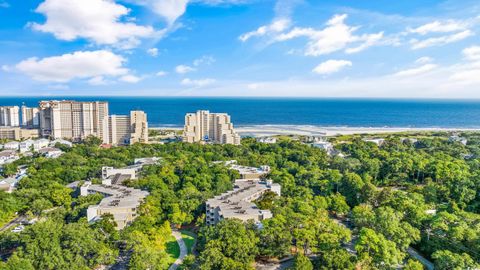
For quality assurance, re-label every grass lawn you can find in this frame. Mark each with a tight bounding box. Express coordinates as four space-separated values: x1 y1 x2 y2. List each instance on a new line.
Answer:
180 230 197 254
165 235 180 265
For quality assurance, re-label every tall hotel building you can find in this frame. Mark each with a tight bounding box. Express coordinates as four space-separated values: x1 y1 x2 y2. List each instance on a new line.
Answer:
0 106 20 127
21 105 40 128
39 101 109 142
104 111 148 146
183 110 241 145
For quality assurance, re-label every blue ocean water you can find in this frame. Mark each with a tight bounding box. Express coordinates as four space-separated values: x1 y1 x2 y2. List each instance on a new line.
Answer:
1 97 480 128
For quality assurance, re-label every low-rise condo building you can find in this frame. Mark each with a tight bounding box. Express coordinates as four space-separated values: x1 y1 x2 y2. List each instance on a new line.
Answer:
257 137 277 144
38 147 63 158
0 150 18 165
33 138 50 151
0 127 39 141
3 141 19 151
215 160 271 179
101 166 137 186
80 182 149 230
183 110 241 145
206 179 281 225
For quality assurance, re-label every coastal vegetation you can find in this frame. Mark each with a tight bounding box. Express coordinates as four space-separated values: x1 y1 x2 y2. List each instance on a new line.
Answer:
1 131 480 269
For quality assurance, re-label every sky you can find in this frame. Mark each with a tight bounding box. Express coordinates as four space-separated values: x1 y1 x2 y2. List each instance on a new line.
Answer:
0 0 480 98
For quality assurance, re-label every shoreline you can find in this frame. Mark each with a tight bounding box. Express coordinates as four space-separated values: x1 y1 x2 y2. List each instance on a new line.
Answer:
150 125 480 137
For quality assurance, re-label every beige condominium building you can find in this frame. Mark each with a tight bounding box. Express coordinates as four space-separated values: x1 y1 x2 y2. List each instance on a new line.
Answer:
183 110 241 145
39 100 109 142
206 179 281 225
0 106 20 127
104 111 148 146
0 127 39 140
21 105 40 128
81 182 149 230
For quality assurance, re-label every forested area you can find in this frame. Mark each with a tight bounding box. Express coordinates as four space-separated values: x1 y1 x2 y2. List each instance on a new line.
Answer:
1 132 480 269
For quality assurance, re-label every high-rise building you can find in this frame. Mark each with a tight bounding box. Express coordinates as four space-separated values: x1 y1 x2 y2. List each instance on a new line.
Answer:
21 105 40 128
0 106 20 127
39 100 109 142
183 110 241 145
104 111 148 146
129 111 148 144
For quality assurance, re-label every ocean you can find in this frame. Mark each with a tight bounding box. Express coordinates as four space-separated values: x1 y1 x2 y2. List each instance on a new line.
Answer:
1 97 480 128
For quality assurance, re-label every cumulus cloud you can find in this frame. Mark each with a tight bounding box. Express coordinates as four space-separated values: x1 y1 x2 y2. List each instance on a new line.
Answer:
313 60 352 75
415 57 434 64
31 0 154 48
408 20 467 35
175 65 196 74
240 18 291 42
193 55 215 66
156 71 168 76
394 64 437 77
120 74 142 83
275 14 384 56
463 46 480 61
147 48 159 57
410 30 473 50
129 0 248 25
181 78 216 87
15 50 130 83
88 76 109 86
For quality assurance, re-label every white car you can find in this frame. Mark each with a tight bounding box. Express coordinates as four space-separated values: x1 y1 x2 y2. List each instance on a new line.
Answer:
11 225 25 233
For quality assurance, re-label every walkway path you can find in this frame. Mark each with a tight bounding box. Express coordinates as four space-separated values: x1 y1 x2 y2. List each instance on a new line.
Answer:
168 230 188 270
408 247 434 270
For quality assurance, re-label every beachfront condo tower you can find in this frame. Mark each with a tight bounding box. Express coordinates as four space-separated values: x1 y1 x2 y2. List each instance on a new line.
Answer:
39 100 109 142
0 106 20 127
104 111 149 146
183 110 241 145
21 105 40 128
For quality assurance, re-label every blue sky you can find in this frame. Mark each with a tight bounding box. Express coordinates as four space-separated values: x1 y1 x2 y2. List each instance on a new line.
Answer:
1 0 480 97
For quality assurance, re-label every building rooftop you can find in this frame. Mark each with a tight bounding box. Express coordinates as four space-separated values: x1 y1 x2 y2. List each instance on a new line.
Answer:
82 182 149 209
207 180 280 222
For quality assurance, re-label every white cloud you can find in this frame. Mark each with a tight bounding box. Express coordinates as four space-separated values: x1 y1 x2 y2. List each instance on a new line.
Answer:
147 48 159 57
156 71 168 76
313 60 352 75
240 18 291 42
463 46 480 61
345 32 384 54
193 55 215 66
175 65 196 74
88 76 109 86
275 14 384 56
120 74 142 83
1 65 11 72
415 57 434 64
125 0 248 25
394 64 437 77
31 0 154 48
181 78 216 87
410 30 473 50
148 0 189 25
15 50 129 82
408 20 467 35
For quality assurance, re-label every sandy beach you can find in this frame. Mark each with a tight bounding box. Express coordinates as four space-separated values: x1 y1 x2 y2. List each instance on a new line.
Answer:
152 125 480 137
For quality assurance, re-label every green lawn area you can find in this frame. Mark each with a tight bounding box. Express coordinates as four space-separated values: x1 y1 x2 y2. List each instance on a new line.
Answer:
165 235 180 265
180 230 197 254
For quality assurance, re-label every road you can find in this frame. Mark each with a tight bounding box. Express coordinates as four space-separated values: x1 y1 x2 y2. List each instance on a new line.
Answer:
168 230 188 270
408 247 435 270
0 216 27 232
